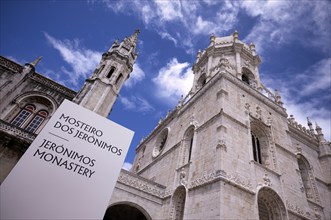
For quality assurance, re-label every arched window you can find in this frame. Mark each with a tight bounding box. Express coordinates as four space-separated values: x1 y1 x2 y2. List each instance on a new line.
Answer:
25 110 48 133
115 73 124 86
152 128 169 158
241 67 255 87
251 133 262 164
257 187 287 220
297 155 316 200
242 74 250 84
98 65 105 75
107 67 115 78
170 186 186 220
11 104 35 127
250 120 273 169
180 126 195 166
197 73 207 89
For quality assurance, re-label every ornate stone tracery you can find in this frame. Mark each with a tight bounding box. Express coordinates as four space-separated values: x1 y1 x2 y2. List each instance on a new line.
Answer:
258 187 287 220
169 186 186 220
250 119 278 171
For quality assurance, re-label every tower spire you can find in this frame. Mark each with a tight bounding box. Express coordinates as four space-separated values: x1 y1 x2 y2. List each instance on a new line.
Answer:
129 29 140 45
30 56 42 67
73 30 140 117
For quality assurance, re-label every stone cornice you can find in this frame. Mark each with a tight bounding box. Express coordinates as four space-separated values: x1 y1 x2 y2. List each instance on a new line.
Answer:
179 70 287 119
222 71 287 117
29 73 76 98
195 109 248 134
0 56 23 73
189 169 254 195
117 169 166 199
275 143 297 159
0 119 36 143
286 127 319 151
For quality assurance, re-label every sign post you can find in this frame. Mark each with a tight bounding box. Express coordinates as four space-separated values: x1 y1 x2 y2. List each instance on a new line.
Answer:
0 99 134 219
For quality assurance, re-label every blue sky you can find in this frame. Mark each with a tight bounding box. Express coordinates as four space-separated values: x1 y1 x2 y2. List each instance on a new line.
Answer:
1 0 330 170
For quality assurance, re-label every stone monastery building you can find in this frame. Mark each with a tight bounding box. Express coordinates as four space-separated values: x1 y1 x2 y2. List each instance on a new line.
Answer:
0 30 330 220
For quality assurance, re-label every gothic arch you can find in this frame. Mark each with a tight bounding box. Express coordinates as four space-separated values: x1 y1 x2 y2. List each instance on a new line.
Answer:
197 73 207 89
257 187 288 220
241 67 256 87
115 73 124 87
152 127 169 158
106 66 115 78
296 153 321 203
169 186 187 220
180 125 195 166
250 120 276 170
103 201 152 220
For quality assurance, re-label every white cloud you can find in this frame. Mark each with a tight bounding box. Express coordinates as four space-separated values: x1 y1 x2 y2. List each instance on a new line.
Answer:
119 96 155 113
159 31 178 46
98 1 239 52
98 0 330 55
296 58 331 96
125 63 145 88
122 162 132 171
44 32 102 87
242 1 331 54
284 98 331 141
154 0 183 22
262 58 331 141
152 58 193 105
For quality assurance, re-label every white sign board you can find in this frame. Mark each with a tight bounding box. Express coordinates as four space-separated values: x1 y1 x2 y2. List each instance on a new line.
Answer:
0 99 134 220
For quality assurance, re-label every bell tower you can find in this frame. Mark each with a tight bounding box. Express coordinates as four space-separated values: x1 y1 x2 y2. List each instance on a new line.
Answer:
73 30 140 117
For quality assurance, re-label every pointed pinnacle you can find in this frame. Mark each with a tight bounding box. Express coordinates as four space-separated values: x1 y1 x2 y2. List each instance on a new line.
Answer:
30 56 42 67
130 29 140 44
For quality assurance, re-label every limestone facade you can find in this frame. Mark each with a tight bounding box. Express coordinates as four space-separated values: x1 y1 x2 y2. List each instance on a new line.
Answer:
0 55 76 183
0 31 330 219
109 32 331 220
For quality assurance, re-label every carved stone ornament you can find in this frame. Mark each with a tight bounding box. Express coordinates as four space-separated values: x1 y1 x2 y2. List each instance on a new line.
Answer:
244 103 250 115
286 199 313 219
216 139 227 152
179 170 187 186
189 170 253 192
117 171 166 198
263 172 271 187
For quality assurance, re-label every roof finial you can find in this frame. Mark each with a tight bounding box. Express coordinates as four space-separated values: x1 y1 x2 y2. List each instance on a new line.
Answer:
30 56 42 67
210 33 215 46
233 30 238 41
307 117 314 133
130 29 140 44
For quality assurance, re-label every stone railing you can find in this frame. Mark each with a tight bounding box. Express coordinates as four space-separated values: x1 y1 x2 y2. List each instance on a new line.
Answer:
0 56 23 73
0 119 36 143
30 73 76 98
287 117 317 139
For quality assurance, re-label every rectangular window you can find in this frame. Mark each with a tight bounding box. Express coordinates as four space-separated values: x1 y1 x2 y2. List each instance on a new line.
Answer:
11 110 31 127
26 116 44 133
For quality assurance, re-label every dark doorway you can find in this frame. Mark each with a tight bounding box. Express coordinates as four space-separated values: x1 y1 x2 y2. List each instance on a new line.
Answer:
103 204 148 220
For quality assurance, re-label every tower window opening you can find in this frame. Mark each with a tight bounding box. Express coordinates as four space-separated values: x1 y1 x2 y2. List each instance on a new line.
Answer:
252 133 262 164
98 65 105 75
107 67 115 78
197 73 207 89
188 136 193 162
242 74 250 85
115 74 124 87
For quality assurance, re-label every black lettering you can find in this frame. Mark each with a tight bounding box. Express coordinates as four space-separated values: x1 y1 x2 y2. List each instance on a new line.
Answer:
38 139 47 148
